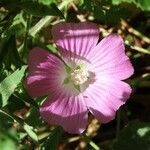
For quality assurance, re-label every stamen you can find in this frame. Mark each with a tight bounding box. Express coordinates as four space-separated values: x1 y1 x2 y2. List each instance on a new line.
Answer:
70 68 89 85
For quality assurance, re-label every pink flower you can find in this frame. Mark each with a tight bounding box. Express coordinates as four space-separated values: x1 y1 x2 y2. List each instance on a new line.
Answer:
26 22 134 134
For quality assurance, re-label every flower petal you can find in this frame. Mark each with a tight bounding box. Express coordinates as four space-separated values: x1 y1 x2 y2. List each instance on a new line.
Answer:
52 22 99 62
40 93 88 134
83 77 132 123
87 34 134 80
26 47 65 97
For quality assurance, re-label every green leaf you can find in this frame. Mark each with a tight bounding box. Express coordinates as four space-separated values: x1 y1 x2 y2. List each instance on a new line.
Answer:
0 128 18 150
29 0 72 37
0 0 20 10
25 107 42 127
3 95 25 113
136 0 150 11
0 66 27 107
41 127 63 150
100 0 112 5
0 10 19 35
112 0 135 5
0 69 7 82
83 135 100 150
105 6 133 25
112 0 150 11
20 1 64 18
38 0 56 5
22 122 38 142
77 0 84 6
94 6 106 22
113 120 150 150
0 36 10 66
94 5 133 25
15 86 39 108
0 34 23 68
16 117 38 142
1 0 64 17
46 44 60 56
0 110 38 142
84 0 95 12
0 109 14 129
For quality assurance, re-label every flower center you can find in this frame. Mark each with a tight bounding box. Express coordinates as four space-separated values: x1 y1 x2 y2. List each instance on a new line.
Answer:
63 64 90 92
70 68 89 85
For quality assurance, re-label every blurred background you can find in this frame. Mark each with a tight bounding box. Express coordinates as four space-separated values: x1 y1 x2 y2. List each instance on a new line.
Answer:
0 0 150 150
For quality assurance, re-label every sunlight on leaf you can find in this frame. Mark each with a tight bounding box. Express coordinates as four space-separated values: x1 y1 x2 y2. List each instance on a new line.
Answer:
0 66 27 107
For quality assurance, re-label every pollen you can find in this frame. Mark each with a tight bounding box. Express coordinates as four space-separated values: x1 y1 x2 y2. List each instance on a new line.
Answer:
70 68 89 85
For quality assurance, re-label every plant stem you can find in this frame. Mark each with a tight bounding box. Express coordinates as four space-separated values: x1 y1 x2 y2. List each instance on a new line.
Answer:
130 45 150 55
29 0 73 37
22 14 32 58
83 135 100 150
121 19 150 44
125 41 150 55
101 27 150 55
116 109 121 139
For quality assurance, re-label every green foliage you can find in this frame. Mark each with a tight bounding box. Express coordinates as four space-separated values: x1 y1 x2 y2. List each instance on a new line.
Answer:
17 117 38 142
0 110 38 142
38 0 56 5
82 0 149 25
112 0 135 5
112 0 150 11
0 110 13 129
25 107 42 127
0 0 64 18
0 66 27 107
20 1 64 18
0 0 149 149
15 86 39 108
136 0 150 11
113 121 150 150
0 128 18 150
0 34 23 68
41 127 63 150
82 0 135 25
4 95 26 113
94 5 133 25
